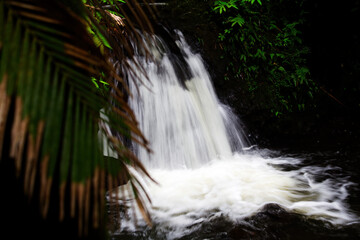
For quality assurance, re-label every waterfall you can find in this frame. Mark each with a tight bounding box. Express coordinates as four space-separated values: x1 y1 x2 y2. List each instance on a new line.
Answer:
112 29 358 239
127 30 248 169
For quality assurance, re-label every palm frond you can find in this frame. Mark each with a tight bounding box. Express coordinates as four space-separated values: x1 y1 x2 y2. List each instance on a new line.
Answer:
0 0 155 236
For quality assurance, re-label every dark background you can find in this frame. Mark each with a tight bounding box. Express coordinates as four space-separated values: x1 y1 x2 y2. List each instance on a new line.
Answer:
259 0 360 148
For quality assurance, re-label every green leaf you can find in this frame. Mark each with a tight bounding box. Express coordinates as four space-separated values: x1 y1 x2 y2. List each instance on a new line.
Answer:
89 25 112 50
0 11 13 84
22 38 37 118
0 2 4 44
60 88 73 183
43 72 65 178
8 18 22 92
38 57 52 119
71 96 81 182
229 15 245 27
17 29 30 97
29 47 45 135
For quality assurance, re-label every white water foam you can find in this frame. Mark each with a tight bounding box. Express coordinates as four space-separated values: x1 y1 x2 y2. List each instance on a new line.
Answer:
114 151 357 239
113 30 358 239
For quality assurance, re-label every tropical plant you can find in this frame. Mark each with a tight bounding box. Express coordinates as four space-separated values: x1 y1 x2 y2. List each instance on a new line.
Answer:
0 0 155 237
213 0 317 116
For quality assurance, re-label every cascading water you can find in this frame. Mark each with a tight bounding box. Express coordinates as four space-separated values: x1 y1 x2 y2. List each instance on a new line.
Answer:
127 30 247 169
111 30 359 239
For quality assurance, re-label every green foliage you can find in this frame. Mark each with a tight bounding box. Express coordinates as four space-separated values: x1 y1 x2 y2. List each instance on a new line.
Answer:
213 0 317 116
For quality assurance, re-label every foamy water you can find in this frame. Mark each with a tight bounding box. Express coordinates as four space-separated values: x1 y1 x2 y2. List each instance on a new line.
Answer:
112 150 357 239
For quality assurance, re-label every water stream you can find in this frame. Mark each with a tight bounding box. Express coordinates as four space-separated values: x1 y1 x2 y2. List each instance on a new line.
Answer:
109 30 359 239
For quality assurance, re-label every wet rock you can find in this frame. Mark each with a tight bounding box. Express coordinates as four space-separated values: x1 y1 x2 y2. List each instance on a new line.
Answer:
228 226 257 240
254 203 291 221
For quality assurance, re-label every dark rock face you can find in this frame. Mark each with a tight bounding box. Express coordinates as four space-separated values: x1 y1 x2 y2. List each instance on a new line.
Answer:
254 203 290 220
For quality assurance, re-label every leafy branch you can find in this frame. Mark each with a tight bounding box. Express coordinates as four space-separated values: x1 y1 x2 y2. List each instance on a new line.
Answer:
212 0 316 116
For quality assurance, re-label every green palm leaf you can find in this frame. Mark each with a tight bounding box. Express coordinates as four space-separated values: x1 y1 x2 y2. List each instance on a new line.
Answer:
0 0 155 236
